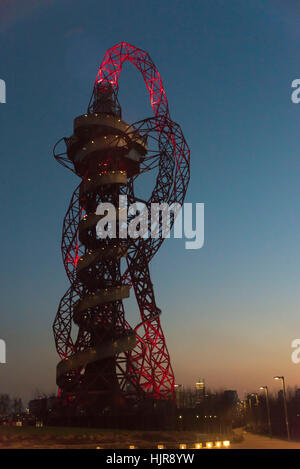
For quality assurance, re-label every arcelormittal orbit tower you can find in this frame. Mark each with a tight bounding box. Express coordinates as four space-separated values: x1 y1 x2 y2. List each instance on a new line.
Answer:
53 43 190 422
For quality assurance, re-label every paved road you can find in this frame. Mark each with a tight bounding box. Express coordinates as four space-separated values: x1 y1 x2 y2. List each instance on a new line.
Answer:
232 430 300 449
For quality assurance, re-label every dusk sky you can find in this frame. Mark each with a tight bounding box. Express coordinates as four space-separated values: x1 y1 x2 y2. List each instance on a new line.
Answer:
1 0 300 405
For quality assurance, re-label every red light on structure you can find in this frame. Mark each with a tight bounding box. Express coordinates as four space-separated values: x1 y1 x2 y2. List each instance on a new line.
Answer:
53 42 190 409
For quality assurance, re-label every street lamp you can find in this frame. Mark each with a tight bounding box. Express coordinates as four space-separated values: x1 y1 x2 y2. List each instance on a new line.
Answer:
259 386 272 436
274 376 290 440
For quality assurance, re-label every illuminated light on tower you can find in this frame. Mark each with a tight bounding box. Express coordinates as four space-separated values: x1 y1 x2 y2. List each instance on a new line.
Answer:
52 42 190 413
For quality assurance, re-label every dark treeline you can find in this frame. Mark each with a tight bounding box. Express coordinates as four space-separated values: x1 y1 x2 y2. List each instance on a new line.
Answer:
245 387 300 440
0 394 23 417
175 387 242 433
5 386 300 438
25 387 241 432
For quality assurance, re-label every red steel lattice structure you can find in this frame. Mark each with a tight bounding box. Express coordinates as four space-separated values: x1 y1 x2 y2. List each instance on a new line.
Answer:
53 43 190 410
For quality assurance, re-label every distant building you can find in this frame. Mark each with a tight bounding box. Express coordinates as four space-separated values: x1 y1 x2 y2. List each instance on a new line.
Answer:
29 396 57 418
195 378 205 404
295 389 300 400
175 384 184 408
223 390 238 406
29 398 46 417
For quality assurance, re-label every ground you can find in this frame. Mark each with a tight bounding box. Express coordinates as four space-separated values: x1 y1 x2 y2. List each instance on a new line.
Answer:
232 428 300 449
0 426 232 449
0 426 299 449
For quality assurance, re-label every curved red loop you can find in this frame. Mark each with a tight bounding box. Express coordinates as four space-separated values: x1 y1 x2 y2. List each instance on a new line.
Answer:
94 42 169 119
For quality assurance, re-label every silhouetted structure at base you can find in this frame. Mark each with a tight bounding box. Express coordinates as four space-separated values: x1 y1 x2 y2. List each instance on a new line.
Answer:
33 397 176 430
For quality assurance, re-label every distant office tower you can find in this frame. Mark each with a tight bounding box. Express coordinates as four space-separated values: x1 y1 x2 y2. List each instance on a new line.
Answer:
175 384 184 408
195 378 205 403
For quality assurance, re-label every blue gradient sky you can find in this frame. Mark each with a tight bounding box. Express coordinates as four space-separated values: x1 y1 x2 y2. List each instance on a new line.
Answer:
1 0 300 404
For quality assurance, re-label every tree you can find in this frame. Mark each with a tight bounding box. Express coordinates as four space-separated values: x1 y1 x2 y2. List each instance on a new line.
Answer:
12 397 23 414
0 394 11 415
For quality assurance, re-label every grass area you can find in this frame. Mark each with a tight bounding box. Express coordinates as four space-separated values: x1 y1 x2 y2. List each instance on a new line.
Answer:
0 426 234 449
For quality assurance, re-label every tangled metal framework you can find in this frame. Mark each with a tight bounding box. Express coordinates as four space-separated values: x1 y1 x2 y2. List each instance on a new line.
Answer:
53 43 190 409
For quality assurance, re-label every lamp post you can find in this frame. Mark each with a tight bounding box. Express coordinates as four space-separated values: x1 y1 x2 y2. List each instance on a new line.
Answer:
274 376 290 440
259 386 272 436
